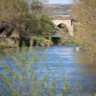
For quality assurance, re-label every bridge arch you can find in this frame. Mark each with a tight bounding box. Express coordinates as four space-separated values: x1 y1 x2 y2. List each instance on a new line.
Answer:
52 19 74 36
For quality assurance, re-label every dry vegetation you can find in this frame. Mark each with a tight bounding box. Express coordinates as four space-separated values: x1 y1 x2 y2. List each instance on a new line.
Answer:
72 0 96 61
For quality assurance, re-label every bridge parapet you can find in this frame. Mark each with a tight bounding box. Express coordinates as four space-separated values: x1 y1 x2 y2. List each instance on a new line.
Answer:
51 17 71 20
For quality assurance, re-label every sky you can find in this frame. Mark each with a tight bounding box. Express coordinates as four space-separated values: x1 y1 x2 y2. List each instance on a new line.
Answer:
48 0 72 4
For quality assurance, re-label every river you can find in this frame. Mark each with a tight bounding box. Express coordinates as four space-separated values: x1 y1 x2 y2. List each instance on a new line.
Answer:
0 45 96 95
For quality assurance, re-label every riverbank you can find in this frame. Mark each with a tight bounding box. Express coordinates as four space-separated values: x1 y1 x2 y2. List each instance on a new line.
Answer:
0 36 75 50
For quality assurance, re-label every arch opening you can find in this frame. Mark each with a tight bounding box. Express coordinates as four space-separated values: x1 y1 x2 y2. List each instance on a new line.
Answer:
57 23 68 32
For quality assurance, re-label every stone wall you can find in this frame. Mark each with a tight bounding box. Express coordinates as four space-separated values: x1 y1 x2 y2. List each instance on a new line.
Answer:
52 19 74 36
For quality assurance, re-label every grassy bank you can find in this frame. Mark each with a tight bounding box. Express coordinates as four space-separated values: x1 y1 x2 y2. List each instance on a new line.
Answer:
51 36 75 45
0 36 75 50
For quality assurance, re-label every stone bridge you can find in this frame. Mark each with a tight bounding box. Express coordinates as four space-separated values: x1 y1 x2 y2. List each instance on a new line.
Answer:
52 18 74 36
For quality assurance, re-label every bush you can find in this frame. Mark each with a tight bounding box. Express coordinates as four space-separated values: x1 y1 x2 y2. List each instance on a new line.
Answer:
72 0 96 61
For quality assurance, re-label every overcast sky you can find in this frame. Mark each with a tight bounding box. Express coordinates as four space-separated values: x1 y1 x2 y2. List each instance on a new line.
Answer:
48 0 72 4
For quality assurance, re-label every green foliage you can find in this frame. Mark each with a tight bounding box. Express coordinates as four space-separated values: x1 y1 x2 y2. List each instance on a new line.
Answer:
32 36 53 46
54 25 60 31
0 0 28 38
0 38 9 50
21 14 54 37
31 0 43 14
0 0 28 28
0 44 83 96
0 0 54 38
39 15 54 36
72 0 96 61
0 42 9 50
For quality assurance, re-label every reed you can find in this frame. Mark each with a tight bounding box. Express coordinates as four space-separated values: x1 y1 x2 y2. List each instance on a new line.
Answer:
0 40 86 96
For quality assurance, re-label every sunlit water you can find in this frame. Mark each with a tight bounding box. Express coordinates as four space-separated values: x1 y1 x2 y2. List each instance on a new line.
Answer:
0 45 96 94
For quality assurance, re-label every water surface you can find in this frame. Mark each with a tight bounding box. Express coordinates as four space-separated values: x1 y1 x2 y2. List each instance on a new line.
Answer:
0 45 96 94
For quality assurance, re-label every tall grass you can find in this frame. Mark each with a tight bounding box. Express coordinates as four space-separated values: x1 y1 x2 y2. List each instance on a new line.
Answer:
0 40 85 96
